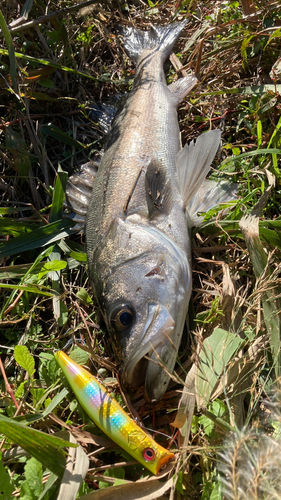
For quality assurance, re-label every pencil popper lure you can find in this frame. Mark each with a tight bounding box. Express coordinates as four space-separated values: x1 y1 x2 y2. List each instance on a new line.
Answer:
54 350 174 474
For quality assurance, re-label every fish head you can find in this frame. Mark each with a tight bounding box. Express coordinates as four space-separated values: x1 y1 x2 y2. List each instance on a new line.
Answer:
89 217 191 402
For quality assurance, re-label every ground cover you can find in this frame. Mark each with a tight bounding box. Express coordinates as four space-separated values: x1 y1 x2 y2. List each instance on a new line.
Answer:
0 1 281 498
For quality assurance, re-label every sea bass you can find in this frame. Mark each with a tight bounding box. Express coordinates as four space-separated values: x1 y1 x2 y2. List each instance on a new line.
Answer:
67 21 234 402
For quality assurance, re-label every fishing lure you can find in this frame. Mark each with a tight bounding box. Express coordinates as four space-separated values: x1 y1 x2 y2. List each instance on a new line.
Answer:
54 350 174 474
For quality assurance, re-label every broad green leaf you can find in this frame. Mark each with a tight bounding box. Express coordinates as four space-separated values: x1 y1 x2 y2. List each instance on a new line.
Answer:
15 381 27 399
265 27 281 48
99 467 125 489
70 347 91 366
76 288 93 305
0 414 76 479
68 251 87 262
198 400 227 437
0 452 14 500
58 239 87 262
14 345 35 379
38 259 67 280
21 457 43 499
241 34 254 66
195 328 244 406
20 481 34 500
0 219 75 258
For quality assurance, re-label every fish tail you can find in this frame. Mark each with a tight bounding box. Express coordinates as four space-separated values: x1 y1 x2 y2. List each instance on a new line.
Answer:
119 20 187 63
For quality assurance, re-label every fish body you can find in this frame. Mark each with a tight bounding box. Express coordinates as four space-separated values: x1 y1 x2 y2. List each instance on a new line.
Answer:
54 350 174 474
66 21 235 402
86 21 198 402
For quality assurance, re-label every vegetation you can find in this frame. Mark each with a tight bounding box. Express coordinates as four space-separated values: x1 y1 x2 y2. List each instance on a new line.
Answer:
0 0 281 498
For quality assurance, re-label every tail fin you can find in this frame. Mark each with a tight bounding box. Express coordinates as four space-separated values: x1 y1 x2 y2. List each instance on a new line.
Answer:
119 20 187 63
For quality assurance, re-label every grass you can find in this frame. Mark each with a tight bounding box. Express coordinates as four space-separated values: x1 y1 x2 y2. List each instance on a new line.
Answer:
0 0 281 498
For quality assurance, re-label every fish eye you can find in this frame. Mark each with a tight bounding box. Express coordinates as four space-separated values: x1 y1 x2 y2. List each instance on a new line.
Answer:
110 304 135 332
142 448 155 462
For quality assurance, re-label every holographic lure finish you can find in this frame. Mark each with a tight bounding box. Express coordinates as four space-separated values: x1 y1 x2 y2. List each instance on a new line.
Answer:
54 350 174 474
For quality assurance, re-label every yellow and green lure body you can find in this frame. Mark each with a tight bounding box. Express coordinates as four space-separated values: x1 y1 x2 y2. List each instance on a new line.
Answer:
54 350 174 474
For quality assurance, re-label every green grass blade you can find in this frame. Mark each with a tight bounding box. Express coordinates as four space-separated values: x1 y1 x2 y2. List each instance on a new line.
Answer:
0 207 33 215
0 48 122 83
0 414 77 479
0 217 38 236
221 148 281 166
0 219 75 258
240 214 281 377
198 84 281 97
49 166 68 224
0 283 59 297
0 10 17 91
41 125 84 150
21 0 34 18
0 263 45 279
49 168 69 323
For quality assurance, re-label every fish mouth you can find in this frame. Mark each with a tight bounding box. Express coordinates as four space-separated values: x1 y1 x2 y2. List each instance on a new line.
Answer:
123 302 175 389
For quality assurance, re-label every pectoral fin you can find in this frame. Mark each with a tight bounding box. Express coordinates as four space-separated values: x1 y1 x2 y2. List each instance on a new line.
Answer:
145 159 173 218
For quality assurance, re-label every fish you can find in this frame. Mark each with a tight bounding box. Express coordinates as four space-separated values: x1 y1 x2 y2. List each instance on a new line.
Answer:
66 21 235 402
54 349 174 475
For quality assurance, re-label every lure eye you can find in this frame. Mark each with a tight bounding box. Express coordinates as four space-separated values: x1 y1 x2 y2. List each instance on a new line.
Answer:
110 304 135 332
142 448 155 462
